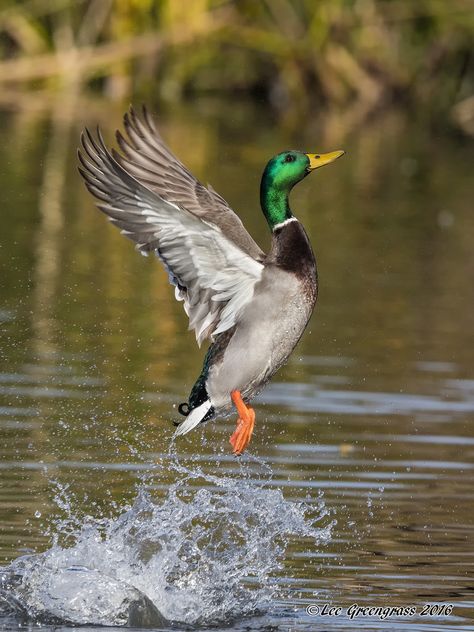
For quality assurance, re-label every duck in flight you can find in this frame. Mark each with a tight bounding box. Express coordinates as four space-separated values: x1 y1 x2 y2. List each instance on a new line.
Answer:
78 107 344 455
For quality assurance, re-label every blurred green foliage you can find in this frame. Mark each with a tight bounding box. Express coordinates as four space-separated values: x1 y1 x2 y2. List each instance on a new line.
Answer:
0 0 473 132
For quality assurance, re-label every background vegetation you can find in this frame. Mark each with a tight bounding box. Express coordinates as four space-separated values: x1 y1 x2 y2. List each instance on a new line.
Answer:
0 0 473 134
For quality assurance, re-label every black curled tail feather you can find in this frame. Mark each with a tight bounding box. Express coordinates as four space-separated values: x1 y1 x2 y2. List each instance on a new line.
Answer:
178 402 190 417
172 401 190 427
173 397 214 427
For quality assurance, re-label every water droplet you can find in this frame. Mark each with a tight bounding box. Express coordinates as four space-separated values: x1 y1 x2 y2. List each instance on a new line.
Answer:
4 460 332 627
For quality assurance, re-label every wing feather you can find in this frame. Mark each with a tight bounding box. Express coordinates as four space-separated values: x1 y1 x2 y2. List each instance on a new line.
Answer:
78 121 264 346
112 107 265 262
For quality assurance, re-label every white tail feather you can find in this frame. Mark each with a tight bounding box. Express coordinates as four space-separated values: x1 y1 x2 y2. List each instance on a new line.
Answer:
174 400 212 437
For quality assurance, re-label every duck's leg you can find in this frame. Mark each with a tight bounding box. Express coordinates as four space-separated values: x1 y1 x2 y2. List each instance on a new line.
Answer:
229 390 255 455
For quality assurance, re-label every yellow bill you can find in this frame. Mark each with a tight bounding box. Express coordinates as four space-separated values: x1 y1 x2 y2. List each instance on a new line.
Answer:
306 150 345 170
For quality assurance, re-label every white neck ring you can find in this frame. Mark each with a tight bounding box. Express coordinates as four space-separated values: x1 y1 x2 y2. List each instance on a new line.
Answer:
272 217 298 231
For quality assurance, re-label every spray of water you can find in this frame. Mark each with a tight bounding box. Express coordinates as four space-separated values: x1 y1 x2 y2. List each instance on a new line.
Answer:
0 455 333 628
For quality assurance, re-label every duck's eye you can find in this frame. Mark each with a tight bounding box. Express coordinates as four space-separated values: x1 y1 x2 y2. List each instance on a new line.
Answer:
284 154 296 163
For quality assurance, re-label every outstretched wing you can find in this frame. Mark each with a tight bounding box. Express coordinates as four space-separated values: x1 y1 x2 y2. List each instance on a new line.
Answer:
78 123 264 346
114 107 265 262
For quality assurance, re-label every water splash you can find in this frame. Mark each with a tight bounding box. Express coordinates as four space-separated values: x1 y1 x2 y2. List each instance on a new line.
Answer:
0 457 332 628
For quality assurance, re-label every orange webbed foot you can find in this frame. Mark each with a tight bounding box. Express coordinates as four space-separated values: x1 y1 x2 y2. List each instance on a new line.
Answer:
229 390 255 456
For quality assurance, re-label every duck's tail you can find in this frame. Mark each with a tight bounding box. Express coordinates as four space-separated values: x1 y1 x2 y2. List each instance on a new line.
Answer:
173 399 213 437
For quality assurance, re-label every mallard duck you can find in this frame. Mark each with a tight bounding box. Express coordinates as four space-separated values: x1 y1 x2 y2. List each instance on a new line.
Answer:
78 107 344 455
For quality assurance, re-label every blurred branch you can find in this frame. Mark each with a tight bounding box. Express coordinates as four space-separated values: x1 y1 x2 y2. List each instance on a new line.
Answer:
77 0 113 47
0 14 222 84
452 95 474 136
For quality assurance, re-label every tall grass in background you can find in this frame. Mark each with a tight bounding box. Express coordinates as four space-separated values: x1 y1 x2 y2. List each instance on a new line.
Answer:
0 0 472 134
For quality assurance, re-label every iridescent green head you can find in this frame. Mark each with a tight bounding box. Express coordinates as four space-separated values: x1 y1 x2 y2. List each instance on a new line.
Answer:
260 149 344 230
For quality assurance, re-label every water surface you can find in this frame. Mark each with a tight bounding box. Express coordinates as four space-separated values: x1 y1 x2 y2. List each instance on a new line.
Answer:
0 99 473 630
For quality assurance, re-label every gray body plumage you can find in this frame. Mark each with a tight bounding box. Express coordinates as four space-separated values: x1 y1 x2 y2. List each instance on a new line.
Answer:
207 255 316 415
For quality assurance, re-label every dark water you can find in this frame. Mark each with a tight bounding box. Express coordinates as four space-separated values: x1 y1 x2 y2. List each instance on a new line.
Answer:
0 98 473 631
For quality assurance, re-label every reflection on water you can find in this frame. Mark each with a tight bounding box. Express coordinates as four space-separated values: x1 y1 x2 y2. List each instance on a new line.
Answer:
0 99 473 630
